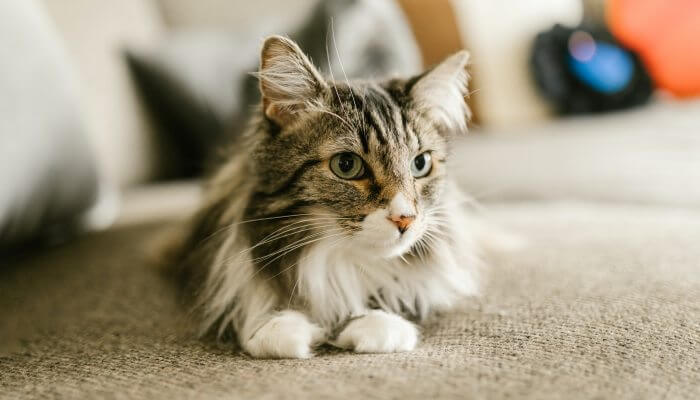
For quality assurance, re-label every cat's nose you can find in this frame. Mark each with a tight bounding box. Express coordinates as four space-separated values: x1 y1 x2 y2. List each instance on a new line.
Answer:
388 193 416 234
388 214 415 234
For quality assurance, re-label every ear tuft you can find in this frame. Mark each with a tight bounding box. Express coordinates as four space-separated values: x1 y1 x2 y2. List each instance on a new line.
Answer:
257 36 327 127
410 50 471 133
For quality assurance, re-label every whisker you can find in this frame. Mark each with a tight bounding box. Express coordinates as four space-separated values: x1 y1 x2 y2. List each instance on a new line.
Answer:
195 213 350 254
202 213 351 282
285 235 346 308
250 231 347 281
257 217 346 243
306 103 353 129
325 22 346 117
241 222 341 256
270 233 346 282
249 228 345 263
198 213 336 245
330 18 358 113
287 274 301 308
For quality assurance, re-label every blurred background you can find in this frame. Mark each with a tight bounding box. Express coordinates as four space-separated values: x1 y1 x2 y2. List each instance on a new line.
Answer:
1 0 699 255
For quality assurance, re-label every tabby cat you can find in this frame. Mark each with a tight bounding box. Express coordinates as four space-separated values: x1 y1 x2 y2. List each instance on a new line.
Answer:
175 36 481 358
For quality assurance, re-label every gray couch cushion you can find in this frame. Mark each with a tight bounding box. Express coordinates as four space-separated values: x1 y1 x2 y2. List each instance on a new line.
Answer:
454 100 700 208
1 202 698 399
0 0 99 249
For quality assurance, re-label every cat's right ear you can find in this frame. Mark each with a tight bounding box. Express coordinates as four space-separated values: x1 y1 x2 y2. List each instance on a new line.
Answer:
257 36 327 127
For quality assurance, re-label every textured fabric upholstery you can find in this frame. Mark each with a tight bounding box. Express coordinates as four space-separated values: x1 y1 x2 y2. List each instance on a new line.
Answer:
2 201 698 399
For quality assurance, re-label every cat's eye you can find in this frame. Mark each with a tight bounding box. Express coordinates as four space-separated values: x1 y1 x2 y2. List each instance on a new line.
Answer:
330 152 366 180
411 152 432 178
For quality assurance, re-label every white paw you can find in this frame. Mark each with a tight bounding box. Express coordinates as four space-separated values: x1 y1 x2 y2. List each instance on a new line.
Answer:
334 310 418 353
244 311 326 359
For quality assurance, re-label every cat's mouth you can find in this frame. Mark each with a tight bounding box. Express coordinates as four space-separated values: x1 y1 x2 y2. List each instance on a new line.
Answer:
344 206 427 259
351 222 425 259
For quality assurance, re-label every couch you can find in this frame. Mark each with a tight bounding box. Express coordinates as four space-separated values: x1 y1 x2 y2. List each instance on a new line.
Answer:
2 1 699 399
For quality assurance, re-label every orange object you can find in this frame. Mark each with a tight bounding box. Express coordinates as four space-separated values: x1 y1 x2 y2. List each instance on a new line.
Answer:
607 0 700 97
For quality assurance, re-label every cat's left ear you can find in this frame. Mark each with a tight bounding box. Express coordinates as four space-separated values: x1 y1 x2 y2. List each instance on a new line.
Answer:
409 50 471 134
257 35 328 127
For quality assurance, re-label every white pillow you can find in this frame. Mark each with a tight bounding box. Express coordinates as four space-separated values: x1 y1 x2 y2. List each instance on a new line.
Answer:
0 0 100 249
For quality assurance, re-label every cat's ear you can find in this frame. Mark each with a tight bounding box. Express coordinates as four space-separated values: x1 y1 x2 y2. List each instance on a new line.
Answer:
257 35 327 127
409 50 471 133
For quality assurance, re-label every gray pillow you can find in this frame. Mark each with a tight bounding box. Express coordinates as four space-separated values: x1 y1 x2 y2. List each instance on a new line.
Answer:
0 0 99 251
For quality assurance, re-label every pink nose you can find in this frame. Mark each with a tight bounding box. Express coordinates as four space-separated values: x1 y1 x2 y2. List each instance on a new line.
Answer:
387 215 415 234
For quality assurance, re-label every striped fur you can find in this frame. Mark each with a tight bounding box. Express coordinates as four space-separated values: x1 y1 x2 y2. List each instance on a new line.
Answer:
175 36 480 358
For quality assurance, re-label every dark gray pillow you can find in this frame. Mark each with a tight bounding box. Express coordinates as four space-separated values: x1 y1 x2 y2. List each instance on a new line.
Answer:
126 0 421 176
0 1 99 252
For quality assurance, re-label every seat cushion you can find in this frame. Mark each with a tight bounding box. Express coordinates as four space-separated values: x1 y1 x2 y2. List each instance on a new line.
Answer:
1 202 698 399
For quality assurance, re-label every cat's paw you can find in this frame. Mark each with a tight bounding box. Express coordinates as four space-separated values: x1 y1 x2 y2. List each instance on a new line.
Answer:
334 310 418 353
244 311 326 359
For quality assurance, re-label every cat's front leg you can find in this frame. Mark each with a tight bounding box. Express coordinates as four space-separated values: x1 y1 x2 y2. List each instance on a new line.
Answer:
333 310 419 353
242 310 326 359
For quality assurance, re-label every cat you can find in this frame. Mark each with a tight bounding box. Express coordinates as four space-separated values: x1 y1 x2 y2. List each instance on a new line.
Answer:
173 35 481 359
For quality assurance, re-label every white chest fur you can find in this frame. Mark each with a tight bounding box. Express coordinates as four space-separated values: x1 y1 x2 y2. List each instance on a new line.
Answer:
296 210 480 328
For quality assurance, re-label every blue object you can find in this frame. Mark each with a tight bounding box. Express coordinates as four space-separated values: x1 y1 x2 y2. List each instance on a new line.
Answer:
567 42 635 93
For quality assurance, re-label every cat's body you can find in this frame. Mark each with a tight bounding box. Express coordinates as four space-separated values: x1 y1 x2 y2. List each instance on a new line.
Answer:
175 36 481 358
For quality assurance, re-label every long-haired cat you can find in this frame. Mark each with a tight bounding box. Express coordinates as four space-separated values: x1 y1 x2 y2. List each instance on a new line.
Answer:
174 36 481 358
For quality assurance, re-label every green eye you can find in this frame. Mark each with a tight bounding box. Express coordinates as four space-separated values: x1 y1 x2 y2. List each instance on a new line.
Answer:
411 152 432 178
330 152 365 179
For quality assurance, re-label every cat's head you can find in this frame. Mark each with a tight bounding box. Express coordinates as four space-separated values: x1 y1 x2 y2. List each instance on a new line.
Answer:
248 36 470 258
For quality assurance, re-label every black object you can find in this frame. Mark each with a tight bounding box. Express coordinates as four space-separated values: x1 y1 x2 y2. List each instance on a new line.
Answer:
125 52 225 178
531 24 654 114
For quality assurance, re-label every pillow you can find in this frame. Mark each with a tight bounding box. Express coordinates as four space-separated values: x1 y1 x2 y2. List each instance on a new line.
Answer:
43 0 169 185
0 0 100 251
126 0 421 176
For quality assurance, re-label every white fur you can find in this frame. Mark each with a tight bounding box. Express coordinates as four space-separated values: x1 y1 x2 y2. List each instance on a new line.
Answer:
333 310 418 353
354 202 424 258
389 193 416 218
243 310 326 359
296 182 480 328
350 192 424 259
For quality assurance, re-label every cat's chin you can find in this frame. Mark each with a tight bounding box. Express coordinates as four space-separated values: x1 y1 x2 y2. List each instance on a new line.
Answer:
348 229 422 260
347 241 410 260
